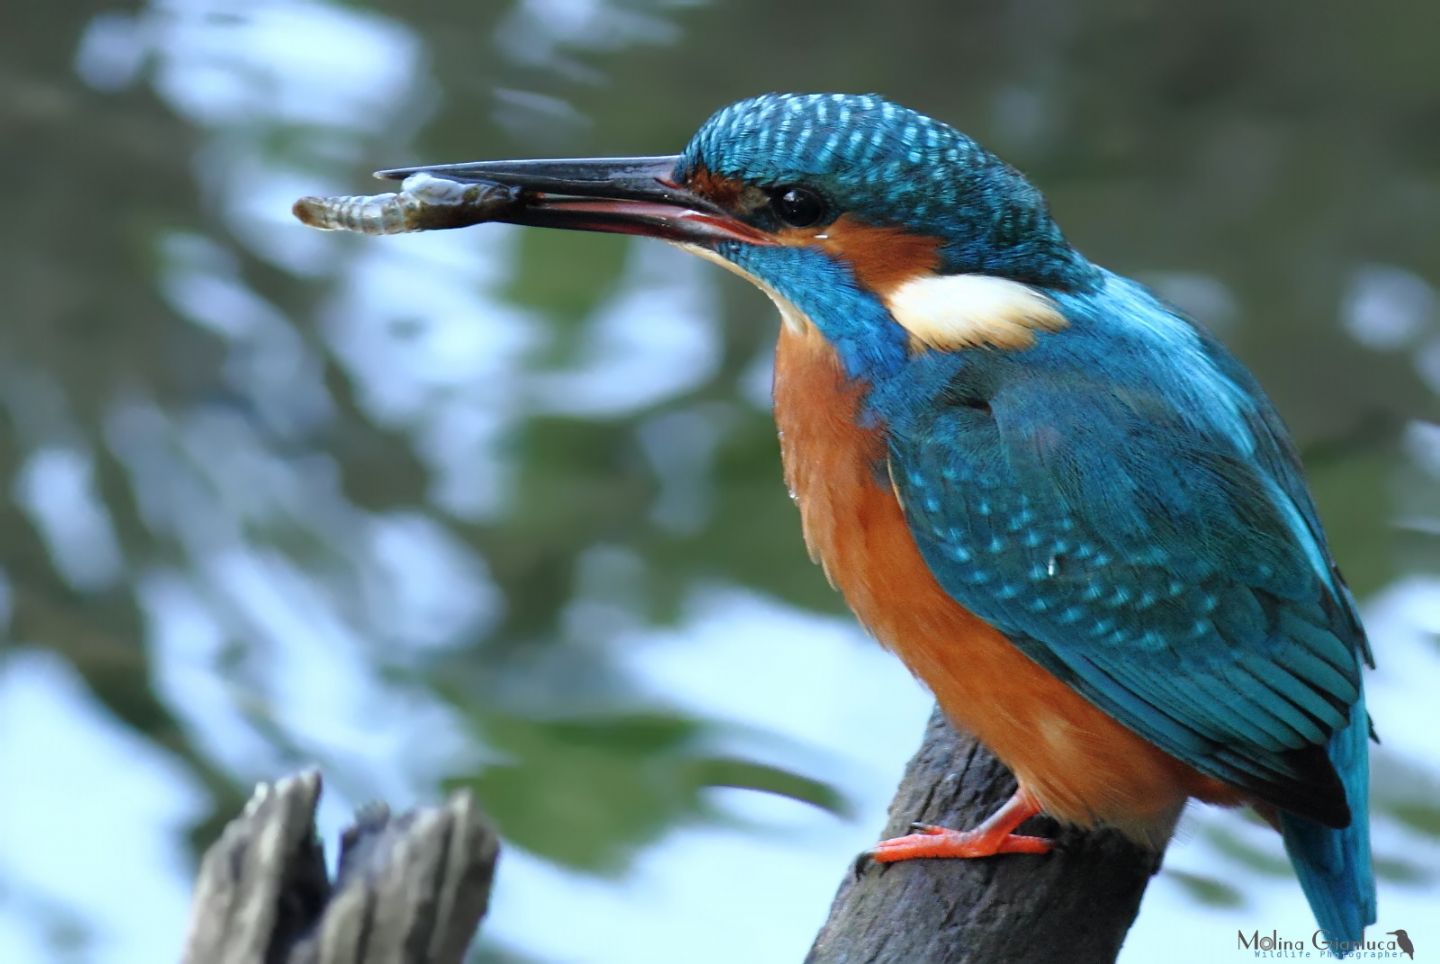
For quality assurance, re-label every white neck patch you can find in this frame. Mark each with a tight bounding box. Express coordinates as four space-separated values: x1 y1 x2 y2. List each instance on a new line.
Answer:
884 273 1068 351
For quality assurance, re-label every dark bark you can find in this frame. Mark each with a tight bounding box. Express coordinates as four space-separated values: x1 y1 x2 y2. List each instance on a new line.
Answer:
808 708 1164 964
182 771 499 964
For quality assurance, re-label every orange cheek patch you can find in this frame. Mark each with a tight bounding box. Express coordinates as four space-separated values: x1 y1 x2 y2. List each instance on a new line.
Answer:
676 172 942 300
777 216 943 296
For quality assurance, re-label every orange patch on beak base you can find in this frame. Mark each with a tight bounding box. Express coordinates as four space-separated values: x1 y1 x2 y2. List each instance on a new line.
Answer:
683 167 759 210
778 217 943 296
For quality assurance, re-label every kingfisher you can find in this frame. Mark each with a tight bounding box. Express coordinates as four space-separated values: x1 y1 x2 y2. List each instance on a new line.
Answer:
377 93 1376 949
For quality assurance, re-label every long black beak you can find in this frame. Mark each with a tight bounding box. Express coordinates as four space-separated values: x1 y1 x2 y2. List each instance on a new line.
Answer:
374 155 770 246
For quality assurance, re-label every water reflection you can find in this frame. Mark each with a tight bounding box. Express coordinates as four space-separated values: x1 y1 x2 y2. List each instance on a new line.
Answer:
3 0 1438 962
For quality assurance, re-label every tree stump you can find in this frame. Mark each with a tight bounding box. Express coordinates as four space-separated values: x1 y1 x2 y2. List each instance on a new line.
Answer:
181 771 499 964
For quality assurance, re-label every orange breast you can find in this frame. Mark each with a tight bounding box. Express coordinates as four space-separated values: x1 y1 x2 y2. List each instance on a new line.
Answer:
772 322 1242 841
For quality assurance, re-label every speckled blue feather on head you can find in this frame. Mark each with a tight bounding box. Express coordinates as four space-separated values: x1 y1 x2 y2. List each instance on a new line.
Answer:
679 93 1097 289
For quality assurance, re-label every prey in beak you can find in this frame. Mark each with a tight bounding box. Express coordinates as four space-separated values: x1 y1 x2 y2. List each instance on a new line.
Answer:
294 155 770 247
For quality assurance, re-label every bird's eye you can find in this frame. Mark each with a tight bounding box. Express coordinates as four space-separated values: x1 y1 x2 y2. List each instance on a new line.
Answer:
771 186 827 228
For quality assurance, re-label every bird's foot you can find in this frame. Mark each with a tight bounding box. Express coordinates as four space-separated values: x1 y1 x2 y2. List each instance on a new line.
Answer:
853 787 1051 876
867 821 1053 863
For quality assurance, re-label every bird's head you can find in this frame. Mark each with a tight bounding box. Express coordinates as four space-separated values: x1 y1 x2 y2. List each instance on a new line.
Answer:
382 93 1096 379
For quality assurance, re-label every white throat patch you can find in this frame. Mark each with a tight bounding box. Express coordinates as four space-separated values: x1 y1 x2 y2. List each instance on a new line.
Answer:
676 243 814 334
884 273 1068 351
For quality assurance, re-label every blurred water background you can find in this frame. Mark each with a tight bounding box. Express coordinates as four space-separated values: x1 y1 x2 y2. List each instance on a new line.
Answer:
2 1 1438 961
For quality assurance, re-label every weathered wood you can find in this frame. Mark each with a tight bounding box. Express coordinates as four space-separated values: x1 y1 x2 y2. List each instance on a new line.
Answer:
808 708 1163 964
182 771 499 964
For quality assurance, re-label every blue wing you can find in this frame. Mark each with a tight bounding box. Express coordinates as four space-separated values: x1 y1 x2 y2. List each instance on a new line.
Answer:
877 276 1371 826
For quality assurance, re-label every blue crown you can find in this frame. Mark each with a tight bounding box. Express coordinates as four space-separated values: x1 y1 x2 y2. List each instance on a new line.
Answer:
680 93 1090 287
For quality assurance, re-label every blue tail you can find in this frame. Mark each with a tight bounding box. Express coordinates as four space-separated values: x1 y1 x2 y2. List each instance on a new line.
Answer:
1279 688 1376 956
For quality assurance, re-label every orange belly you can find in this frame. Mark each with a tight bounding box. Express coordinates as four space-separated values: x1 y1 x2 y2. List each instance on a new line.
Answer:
772 322 1242 842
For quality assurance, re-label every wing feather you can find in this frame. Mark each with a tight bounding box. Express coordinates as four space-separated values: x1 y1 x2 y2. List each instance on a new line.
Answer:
887 339 1367 827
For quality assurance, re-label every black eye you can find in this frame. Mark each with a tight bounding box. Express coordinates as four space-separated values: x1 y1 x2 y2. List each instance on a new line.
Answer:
771 186 827 228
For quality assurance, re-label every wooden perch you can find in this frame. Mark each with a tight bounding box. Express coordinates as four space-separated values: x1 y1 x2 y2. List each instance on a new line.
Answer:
808 708 1163 964
182 771 499 964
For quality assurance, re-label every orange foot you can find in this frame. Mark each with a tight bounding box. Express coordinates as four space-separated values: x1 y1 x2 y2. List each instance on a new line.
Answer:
861 788 1053 869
